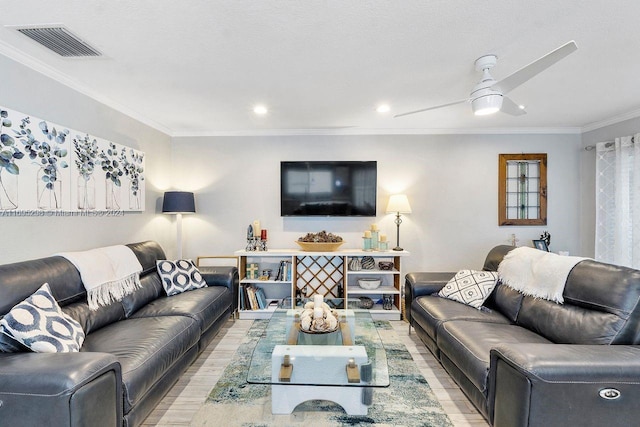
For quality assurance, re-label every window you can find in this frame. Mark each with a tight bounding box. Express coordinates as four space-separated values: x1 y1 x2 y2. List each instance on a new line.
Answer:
498 153 547 226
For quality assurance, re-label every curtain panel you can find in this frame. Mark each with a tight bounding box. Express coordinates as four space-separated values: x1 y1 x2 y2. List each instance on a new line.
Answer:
595 134 640 268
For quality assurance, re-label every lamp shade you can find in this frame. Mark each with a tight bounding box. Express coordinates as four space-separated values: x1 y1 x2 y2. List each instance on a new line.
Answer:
162 191 195 214
385 194 412 214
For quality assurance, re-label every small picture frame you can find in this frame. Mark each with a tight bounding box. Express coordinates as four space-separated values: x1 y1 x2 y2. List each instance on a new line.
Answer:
533 239 549 251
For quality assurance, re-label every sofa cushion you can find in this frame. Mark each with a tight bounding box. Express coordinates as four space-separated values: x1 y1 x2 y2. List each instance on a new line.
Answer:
0 283 85 353
120 273 164 317
131 286 232 334
516 295 627 344
81 316 199 413
512 260 640 345
0 256 84 316
484 284 524 323
437 320 551 394
157 260 207 296
438 270 498 309
411 295 511 343
63 300 126 334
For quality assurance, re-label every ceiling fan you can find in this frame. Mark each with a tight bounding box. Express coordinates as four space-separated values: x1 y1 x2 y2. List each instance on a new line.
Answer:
394 40 578 118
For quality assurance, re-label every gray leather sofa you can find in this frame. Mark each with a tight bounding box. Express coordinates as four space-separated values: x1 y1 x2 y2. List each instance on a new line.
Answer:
0 241 237 427
406 245 640 427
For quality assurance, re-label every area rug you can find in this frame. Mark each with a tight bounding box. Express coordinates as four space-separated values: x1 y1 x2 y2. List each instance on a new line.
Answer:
191 320 452 426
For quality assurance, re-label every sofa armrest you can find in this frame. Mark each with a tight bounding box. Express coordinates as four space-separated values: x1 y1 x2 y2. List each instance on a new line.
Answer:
404 272 455 324
200 266 239 312
0 352 122 426
489 344 640 427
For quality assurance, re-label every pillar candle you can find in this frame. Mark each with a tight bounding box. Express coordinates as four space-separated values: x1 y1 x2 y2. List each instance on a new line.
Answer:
371 223 379 231
379 234 387 242
253 220 261 237
364 230 372 238
314 294 323 307
261 229 267 240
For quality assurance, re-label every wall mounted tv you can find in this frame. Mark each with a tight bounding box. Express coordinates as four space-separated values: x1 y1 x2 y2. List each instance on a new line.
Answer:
281 161 377 217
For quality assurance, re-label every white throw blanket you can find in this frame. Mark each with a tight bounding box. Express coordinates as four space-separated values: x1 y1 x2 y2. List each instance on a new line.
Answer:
497 247 587 303
59 245 143 310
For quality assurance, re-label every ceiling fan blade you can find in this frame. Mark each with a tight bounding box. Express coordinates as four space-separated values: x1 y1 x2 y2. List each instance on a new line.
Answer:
500 96 527 116
493 41 578 95
394 98 469 118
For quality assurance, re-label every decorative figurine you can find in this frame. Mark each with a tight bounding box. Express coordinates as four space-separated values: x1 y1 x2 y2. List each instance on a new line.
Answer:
540 231 551 249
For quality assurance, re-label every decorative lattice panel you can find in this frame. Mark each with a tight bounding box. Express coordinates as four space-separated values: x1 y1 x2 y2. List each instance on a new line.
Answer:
296 256 344 298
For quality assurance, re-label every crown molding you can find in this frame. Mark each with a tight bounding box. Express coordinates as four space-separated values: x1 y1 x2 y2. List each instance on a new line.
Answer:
0 41 172 135
171 126 582 138
581 108 640 133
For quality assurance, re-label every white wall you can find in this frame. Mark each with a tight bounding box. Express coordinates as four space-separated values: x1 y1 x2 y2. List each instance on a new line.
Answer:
172 133 582 274
580 116 640 257
0 54 174 263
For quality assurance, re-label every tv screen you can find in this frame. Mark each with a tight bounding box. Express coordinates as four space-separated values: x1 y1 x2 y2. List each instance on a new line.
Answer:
281 161 377 216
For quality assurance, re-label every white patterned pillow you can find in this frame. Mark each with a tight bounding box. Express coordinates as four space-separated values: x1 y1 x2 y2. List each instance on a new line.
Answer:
0 283 85 352
157 259 207 296
438 270 499 309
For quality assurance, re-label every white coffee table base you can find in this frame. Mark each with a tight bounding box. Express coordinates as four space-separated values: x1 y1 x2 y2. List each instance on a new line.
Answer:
271 344 370 415
272 384 369 415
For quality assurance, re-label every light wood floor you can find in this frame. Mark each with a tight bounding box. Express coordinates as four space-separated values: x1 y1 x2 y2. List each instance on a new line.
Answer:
141 318 489 427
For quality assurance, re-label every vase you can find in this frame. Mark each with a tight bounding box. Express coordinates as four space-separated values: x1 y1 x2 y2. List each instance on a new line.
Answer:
105 180 121 210
0 169 18 210
37 168 62 210
129 180 141 210
77 174 95 210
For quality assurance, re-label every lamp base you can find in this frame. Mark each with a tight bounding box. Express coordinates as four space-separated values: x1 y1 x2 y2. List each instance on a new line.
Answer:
393 247 403 251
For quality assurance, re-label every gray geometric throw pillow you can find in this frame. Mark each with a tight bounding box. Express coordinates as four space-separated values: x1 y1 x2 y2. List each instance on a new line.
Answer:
0 283 85 352
157 259 207 296
438 270 499 309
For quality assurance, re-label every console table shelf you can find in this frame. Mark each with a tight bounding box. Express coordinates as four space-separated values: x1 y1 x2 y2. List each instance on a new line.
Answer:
235 249 409 320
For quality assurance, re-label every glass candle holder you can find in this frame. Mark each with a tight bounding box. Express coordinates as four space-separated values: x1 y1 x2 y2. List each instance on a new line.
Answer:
362 237 373 251
378 241 389 251
371 230 379 250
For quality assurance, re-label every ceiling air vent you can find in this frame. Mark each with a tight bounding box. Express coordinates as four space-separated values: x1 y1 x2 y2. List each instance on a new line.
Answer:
14 25 101 57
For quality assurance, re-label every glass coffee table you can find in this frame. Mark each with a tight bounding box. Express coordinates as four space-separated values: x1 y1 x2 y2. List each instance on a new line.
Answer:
247 298 389 415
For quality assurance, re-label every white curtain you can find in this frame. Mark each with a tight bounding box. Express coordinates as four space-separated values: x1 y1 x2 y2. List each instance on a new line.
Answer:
595 134 640 268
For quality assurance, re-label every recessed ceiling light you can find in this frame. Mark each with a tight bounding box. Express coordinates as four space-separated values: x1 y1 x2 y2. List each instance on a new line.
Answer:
518 104 526 110
376 104 391 113
253 105 268 115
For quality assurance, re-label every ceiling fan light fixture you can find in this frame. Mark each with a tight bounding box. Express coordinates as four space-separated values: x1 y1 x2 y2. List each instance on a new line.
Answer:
472 93 503 116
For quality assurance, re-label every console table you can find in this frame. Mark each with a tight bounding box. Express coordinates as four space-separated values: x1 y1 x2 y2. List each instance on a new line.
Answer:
235 248 409 320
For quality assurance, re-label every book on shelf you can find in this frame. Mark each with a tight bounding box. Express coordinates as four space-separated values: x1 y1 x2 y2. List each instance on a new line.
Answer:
241 284 268 310
275 260 293 281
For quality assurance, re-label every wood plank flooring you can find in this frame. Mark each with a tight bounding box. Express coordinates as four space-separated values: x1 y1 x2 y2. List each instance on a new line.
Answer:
141 319 489 427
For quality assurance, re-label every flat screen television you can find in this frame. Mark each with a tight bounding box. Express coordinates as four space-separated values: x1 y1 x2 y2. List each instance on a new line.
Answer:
281 161 377 216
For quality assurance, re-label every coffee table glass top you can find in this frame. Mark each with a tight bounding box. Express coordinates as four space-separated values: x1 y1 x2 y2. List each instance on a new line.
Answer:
246 298 389 387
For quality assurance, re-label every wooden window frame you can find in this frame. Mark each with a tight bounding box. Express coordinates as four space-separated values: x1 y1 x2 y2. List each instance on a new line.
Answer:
498 153 547 226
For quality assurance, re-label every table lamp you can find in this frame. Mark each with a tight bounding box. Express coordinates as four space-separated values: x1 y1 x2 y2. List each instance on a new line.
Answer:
162 191 196 259
385 194 412 251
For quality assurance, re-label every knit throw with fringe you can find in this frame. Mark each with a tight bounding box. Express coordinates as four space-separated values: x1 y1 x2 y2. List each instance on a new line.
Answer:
58 245 142 310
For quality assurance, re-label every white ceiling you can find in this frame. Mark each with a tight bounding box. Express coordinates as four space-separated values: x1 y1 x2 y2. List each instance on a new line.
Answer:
1 1 639 136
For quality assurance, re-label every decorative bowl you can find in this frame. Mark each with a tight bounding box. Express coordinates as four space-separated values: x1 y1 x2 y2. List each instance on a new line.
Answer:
295 241 345 252
358 277 381 290
358 296 374 309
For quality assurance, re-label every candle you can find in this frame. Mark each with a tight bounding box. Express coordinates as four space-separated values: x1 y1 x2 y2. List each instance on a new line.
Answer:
379 234 387 242
253 220 261 237
364 230 372 238
314 294 323 307
261 229 267 240
313 307 323 319
371 223 379 231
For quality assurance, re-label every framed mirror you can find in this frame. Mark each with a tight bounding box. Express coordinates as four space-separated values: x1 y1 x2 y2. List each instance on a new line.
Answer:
498 153 547 226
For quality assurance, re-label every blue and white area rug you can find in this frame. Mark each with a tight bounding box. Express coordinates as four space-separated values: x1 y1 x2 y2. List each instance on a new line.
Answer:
191 320 453 426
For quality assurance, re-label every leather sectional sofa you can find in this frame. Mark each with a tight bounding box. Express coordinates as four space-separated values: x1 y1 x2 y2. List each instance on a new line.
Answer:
406 245 640 427
0 241 237 427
